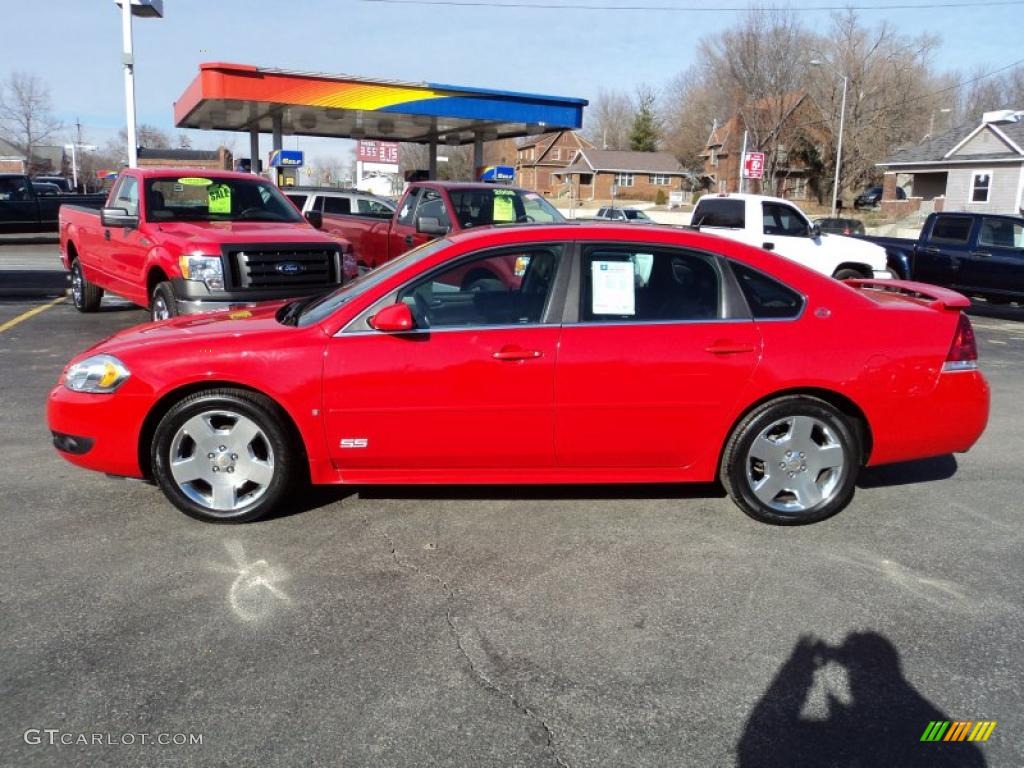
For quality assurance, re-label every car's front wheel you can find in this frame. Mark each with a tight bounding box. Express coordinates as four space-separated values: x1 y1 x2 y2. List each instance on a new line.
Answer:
151 389 297 523
721 396 861 525
150 281 178 322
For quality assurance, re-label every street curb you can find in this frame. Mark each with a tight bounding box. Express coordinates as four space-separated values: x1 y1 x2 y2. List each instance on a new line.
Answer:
0 270 69 299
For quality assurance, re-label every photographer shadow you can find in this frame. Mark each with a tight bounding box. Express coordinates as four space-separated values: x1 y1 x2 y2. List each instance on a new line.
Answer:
737 632 986 767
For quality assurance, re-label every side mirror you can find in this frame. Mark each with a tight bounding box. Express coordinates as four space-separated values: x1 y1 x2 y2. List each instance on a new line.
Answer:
370 302 415 332
100 207 138 228
416 216 448 236
810 223 821 239
305 210 323 230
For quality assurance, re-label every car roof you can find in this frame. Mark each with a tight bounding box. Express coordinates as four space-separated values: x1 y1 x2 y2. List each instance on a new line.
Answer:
696 192 796 207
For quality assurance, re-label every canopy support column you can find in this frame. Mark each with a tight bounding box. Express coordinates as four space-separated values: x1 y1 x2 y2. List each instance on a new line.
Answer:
272 114 283 151
249 128 259 175
428 139 438 181
473 133 484 178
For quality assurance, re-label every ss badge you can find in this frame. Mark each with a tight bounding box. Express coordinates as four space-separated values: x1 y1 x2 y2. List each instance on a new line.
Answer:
340 438 369 449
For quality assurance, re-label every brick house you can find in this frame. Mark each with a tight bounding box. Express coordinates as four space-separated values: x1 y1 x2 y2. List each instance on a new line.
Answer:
557 149 691 201
876 109 1024 217
137 146 233 170
702 92 825 202
0 139 67 176
515 131 594 194
0 137 26 173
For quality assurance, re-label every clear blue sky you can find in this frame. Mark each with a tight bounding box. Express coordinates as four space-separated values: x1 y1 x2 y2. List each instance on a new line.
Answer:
2 0 1021 161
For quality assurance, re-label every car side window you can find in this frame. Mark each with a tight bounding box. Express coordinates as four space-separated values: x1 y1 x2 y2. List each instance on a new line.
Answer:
358 198 392 216
322 196 352 215
929 216 972 245
396 189 421 226
731 262 804 319
580 246 720 323
415 190 450 230
0 177 22 200
397 246 562 329
763 202 808 237
287 194 308 210
978 218 1024 249
114 176 139 216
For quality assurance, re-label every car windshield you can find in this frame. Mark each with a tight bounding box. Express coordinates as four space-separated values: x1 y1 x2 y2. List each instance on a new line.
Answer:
144 176 303 223
447 188 564 228
295 238 452 327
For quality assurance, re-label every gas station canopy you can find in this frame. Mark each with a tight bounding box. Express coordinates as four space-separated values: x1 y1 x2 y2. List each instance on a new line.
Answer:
174 62 587 144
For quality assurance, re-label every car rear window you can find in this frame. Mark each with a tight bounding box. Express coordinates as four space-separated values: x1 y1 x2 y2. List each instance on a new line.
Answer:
693 198 745 228
731 262 804 319
928 216 972 245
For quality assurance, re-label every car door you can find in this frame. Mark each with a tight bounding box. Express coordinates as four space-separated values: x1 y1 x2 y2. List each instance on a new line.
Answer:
322 243 566 472
914 214 975 288
760 201 822 269
555 243 761 469
388 187 423 259
105 175 148 297
961 216 1024 297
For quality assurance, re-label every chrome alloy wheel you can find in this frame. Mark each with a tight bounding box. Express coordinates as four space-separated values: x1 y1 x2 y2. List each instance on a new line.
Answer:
744 415 846 514
151 293 170 321
71 263 83 306
167 410 275 515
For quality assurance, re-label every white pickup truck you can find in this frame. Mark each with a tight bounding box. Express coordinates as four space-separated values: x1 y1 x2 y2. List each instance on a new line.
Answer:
691 193 892 280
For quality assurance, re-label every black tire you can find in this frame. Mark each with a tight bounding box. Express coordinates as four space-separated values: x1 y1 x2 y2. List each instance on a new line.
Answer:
70 259 102 312
151 388 298 523
833 268 865 281
150 281 178 322
720 396 861 525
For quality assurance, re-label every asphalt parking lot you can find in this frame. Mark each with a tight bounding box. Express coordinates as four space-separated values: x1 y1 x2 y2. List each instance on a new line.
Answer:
1 243 1022 767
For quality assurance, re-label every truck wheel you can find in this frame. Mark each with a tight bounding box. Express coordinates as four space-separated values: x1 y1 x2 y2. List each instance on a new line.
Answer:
150 281 178 322
151 388 297 523
70 259 102 312
833 268 865 281
720 396 860 525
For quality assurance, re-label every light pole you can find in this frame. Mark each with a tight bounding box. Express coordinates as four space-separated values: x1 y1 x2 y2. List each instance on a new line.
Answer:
811 59 847 218
114 0 163 168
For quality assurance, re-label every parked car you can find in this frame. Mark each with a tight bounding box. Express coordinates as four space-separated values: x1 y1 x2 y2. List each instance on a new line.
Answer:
60 168 353 321
286 187 396 219
691 193 892 280
33 175 74 193
594 206 654 223
814 217 866 236
0 173 105 233
319 181 564 276
48 223 988 526
858 211 1024 303
854 185 906 209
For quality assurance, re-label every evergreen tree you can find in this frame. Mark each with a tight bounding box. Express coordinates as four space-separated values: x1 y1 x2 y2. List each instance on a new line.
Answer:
630 88 660 152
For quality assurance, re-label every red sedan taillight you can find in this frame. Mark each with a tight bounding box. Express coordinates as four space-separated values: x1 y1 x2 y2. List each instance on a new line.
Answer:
943 313 978 371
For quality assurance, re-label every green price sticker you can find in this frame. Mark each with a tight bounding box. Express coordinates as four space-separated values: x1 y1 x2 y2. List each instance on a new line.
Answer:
207 183 232 214
177 177 213 186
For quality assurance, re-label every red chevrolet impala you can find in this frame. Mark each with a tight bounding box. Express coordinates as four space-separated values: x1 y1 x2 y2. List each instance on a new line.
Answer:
48 224 989 525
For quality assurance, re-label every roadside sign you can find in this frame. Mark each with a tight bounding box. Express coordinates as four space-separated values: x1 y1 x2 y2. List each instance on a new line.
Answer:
269 149 304 168
743 152 765 179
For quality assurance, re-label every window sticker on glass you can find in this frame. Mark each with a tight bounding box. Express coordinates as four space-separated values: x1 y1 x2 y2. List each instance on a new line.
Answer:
208 183 232 214
493 192 516 222
178 177 213 186
591 261 635 315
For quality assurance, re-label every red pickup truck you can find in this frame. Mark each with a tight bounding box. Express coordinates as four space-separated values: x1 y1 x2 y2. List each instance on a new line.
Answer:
320 181 564 285
60 168 352 321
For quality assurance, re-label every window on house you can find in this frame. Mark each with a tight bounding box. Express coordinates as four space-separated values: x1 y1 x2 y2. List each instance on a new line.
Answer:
971 171 991 203
614 173 634 187
648 174 670 185
568 150 579 162
550 148 560 160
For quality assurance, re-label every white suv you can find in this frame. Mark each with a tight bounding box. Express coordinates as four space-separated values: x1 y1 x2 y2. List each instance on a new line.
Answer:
286 188 396 218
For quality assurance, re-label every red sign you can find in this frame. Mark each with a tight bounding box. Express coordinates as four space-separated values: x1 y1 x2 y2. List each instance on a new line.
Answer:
743 151 766 179
357 140 400 165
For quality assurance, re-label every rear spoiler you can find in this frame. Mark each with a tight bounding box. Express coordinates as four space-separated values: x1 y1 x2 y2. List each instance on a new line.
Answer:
844 279 971 311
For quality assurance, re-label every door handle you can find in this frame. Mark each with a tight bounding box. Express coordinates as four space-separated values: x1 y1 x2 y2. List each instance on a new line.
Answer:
923 246 940 255
404 234 414 246
762 241 775 251
492 345 543 361
104 229 111 241
970 251 991 259
705 340 755 355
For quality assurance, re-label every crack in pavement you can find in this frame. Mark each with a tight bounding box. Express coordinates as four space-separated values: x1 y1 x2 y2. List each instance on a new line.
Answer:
367 515 570 768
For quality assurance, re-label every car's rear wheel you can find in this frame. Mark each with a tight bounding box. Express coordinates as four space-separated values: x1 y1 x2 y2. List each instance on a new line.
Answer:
151 389 296 523
70 259 102 312
721 396 860 525
150 281 178 322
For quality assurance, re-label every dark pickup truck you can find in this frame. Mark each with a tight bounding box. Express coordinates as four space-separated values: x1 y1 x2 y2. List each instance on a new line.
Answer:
0 173 105 233
859 211 1024 303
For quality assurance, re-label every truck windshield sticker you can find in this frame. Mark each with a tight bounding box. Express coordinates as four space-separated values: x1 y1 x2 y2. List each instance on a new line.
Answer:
493 194 516 222
207 184 232 214
591 261 635 315
177 177 213 187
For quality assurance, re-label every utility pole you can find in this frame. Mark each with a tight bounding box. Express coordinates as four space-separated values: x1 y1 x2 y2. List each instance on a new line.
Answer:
739 130 748 194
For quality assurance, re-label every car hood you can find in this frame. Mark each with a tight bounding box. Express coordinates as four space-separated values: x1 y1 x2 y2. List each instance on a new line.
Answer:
822 233 888 269
151 220 342 249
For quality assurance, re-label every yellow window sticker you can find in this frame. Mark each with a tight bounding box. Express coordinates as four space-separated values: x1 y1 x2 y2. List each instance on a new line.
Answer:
178 177 213 186
493 194 516 223
208 183 232 214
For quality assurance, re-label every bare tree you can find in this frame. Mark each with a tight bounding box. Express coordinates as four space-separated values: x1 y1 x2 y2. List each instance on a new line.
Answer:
585 88 633 150
0 72 62 174
954 63 1024 122
661 65 731 170
399 142 474 181
177 132 193 149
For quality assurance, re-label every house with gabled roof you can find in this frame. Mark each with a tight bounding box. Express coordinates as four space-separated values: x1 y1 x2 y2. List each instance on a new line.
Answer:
556 149 693 201
877 109 1024 215
515 130 594 194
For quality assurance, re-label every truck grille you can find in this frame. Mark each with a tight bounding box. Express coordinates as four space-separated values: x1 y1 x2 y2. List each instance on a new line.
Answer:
227 246 341 289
